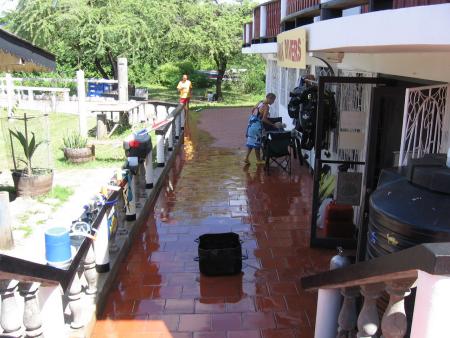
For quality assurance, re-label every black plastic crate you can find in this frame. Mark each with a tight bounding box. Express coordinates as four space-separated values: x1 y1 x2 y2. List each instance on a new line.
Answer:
196 232 243 276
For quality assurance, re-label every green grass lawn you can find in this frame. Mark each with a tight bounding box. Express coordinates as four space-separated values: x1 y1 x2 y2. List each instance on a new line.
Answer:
147 83 262 108
1 83 260 174
0 110 147 171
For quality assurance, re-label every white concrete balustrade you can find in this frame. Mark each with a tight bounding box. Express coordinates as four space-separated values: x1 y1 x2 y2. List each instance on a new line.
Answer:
305 245 450 338
0 101 186 337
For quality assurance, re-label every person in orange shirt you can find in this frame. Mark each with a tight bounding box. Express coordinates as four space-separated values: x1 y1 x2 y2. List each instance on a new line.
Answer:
177 74 192 116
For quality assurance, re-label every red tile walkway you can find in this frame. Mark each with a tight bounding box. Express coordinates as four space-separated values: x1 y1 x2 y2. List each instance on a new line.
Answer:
93 108 334 338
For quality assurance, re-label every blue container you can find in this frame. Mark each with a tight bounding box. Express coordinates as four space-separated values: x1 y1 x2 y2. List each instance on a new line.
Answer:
45 227 72 268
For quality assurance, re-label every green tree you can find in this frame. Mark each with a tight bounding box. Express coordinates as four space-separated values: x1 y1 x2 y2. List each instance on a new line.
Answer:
171 0 252 100
4 0 176 80
4 0 255 98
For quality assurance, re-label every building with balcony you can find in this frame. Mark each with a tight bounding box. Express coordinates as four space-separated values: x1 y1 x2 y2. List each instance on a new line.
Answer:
243 1 449 123
242 0 450 243
243 2 450 336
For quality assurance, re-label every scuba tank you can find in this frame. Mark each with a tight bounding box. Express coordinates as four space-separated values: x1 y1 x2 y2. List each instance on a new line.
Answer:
330 247 351 270
314 247 351 338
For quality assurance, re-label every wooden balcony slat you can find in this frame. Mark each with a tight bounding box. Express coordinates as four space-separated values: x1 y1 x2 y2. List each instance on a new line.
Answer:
254 7 261 39
321 0 369 10
282 4 321 22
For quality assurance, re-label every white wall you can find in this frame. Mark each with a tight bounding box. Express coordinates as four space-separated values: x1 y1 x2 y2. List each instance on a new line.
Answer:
339 52 450 83
305 4 450 53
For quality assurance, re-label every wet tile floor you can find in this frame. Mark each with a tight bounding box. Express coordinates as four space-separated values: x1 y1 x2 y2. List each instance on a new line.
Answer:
93 108 333 338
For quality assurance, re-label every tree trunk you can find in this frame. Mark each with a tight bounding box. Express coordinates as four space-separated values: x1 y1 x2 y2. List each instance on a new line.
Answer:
214 55 227 101
94 58 111 79
107 50 118 80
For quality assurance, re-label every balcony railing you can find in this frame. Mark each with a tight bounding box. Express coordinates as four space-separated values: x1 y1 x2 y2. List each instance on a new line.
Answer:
253 7 261 40
287 0 320 15
243 0 449 47
266 0 281 40
302 243 450 337
394 0 450 8
0 102 185 337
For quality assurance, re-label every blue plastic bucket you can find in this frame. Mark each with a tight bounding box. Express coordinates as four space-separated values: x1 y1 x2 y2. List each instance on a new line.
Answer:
45 227 72 268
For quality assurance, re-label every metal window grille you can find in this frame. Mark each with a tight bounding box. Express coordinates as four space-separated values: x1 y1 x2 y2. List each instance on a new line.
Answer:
399 84 450 166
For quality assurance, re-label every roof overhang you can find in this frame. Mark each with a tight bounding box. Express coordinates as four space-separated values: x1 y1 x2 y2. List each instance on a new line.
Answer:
0 28 56 72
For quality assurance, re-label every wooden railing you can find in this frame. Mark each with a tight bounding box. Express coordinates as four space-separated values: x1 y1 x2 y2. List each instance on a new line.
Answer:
302 243 450 337
266 0 281 39
243 0 449 46
0 100 186 337
253 7 261 40
287 0 320 15
394 0 450 8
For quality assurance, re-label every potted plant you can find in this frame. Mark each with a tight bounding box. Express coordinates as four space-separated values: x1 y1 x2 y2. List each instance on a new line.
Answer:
9 114 53 197
62 132 94 163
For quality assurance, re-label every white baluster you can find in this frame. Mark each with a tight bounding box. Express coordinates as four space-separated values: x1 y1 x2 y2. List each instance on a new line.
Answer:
381 279 414 338
175 113 181 140
357 283 384 338
139 104 145 122
68 271 84 329
156 134 165 167
337 287 359 337
0 279 22 336
84 244 98 295
168 124 174 151
19 282 42 338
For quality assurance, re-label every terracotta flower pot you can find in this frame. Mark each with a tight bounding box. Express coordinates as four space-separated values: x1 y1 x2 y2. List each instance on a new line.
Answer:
63 146 94 163
12 169 53 198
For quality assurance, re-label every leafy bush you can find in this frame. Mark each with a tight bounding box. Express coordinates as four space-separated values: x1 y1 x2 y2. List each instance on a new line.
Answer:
156 62 182 87
239 70 266 94
190 72 214 89
156 61 212 89
228 54 266 95
62 133 88 149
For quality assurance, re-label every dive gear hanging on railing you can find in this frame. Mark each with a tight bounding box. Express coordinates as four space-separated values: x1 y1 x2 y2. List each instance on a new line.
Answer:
288 86 305 119
288 81 337 151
